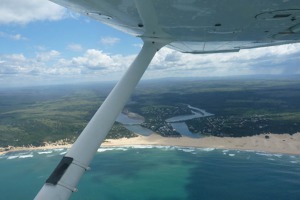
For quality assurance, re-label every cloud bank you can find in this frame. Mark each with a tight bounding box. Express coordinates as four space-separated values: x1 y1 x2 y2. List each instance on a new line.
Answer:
0 0 65 25
1 43 300 86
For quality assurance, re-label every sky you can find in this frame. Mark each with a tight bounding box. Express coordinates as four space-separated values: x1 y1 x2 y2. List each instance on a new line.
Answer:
1 0 300 87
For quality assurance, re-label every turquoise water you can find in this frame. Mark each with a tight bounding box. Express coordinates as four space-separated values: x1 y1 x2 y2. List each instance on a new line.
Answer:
0 147 299 200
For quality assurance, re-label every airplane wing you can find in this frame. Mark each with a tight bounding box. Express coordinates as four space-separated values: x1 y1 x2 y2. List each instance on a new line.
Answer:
51 0 300 53
35 1 300 199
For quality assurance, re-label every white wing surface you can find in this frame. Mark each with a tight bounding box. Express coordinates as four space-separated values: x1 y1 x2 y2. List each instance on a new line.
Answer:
51 0 300 53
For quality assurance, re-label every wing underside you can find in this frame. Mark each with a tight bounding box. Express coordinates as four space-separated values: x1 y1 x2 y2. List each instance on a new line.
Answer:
51 0 300 53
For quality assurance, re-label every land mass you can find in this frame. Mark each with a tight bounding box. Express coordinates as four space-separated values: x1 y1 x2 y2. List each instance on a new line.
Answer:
0 76 300 148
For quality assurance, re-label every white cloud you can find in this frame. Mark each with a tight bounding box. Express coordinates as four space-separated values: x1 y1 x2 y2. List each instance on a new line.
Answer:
3 54 26 62
146 43 300 77
100 37 120 46
0 32 27 40
36 50 60 62
60 49 134 72
0 48 135 81
67 44 83 52
11 34 24 40
72 49 114 69
0 53 36 75
133 44 143 48
0 43 300 86
0 0 66 25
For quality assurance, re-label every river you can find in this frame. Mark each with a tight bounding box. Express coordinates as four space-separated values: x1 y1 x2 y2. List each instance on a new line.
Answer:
117 105 214 138
166 105 214 137
116 113 153 136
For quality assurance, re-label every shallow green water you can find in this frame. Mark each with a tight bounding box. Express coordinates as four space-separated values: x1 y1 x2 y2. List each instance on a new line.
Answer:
0 146 299 200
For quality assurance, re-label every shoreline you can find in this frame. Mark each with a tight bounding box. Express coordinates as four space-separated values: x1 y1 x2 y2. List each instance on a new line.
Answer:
1 133 300 156
102 133 300 155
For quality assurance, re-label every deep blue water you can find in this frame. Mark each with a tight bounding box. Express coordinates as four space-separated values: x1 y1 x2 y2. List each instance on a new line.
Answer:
0 147 299 200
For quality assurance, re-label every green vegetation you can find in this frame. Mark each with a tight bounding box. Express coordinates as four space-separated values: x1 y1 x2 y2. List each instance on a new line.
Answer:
0 84 135 147
0 77 300 147
129 78 300 137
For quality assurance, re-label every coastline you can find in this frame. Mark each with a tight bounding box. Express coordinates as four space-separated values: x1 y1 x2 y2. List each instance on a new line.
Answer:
1 133 300 156
103 133 300 155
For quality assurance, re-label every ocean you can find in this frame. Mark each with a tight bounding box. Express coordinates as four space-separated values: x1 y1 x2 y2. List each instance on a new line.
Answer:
0 146 299 200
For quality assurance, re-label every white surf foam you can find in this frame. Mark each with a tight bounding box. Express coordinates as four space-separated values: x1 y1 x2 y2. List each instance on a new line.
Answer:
7 155 19 160
256 152 283 158
290 155 296 159
53 148 64 152
38 151 53 154
155 145 173 150
130 145 154 149
97 147 128 152
256 152 273 157
60 151 67 155
177 148 195 153
201 148 215 152
19 154 33 158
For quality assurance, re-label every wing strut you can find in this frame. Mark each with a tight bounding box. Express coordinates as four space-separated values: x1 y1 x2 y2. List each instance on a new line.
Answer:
35 40 166 200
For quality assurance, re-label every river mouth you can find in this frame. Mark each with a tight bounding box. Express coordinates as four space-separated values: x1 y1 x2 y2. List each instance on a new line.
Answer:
116 113 153 136
117 105 214 138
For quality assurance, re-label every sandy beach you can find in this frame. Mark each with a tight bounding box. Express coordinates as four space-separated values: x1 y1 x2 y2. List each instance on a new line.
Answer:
1 133 300 156
103 133 300 155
